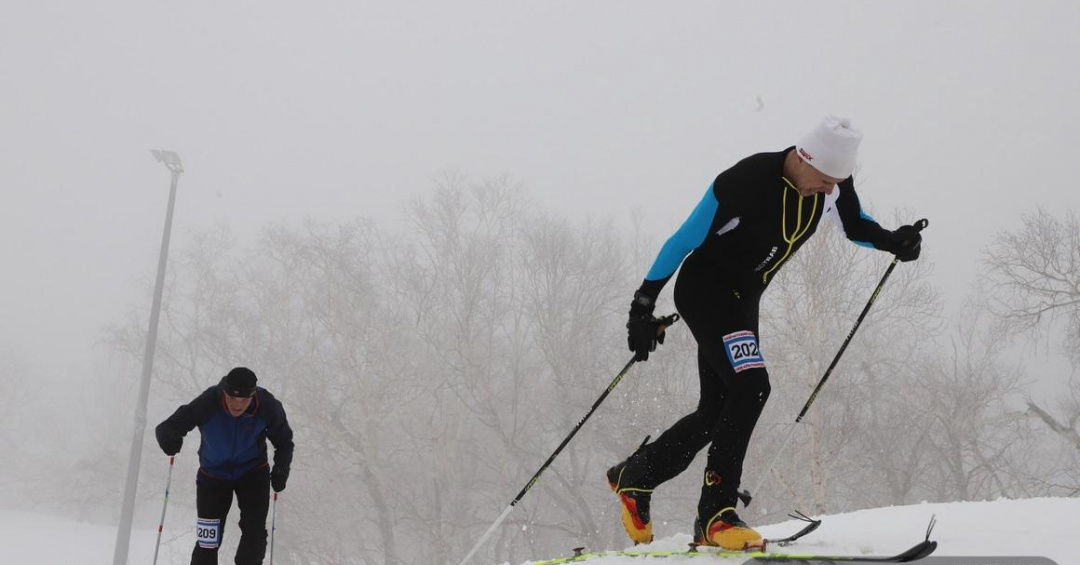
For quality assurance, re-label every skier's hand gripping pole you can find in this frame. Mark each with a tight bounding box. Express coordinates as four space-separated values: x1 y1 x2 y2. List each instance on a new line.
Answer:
739 220 928 507
455 314 679 565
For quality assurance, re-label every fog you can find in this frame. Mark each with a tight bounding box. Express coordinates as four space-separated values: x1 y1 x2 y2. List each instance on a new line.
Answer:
1 2 1078 565
4 2 1079 382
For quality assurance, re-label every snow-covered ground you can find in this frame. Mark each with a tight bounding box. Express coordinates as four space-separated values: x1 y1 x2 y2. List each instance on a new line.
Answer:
518 497 1076 565
1 497 1074 564
0 509 180 565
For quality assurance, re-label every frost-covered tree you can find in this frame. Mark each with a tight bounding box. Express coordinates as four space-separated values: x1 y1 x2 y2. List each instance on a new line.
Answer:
984 209 1080 366
915 306 1027 501
755 211 941 516
983 209 1080 460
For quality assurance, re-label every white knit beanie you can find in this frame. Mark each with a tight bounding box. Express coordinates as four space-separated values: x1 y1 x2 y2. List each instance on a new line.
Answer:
795 116 862 179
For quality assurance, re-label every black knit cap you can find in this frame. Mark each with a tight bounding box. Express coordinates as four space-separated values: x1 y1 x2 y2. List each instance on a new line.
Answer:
222 367 258 398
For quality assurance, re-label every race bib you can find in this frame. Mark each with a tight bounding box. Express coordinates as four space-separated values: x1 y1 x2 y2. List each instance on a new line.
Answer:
196 518 221 548
723 331 765 373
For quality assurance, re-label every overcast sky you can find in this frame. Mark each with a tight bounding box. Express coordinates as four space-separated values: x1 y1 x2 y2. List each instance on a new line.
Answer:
2 1 1078 385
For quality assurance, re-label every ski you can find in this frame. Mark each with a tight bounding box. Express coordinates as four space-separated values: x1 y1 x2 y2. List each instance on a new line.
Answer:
744 539 937 562
527 540 935 565
765 511 821 547
527 517 937 565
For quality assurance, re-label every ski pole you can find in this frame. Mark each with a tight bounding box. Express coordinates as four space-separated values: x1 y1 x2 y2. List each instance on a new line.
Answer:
456 314 680 565
269 492 278 565
741 219 928 507
151 455 176 565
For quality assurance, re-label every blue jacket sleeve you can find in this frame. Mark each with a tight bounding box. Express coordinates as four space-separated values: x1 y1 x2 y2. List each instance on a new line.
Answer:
641 183 720 294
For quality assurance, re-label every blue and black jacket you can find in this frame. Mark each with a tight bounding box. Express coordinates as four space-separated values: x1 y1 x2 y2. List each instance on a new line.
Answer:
638 147 897 300
156 383 294 482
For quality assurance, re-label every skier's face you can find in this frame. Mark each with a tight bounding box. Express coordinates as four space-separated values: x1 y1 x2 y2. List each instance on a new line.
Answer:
224 392 253 417
792 157 844 197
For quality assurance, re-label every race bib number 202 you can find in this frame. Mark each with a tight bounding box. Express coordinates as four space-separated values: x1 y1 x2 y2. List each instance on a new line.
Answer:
723 330 765 373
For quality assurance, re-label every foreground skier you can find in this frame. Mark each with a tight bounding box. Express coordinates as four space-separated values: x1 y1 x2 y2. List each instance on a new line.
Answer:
609 116 923 550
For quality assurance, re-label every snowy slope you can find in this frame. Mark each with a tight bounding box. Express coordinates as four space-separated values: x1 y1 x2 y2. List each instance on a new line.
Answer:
0 509 178 565
518 498 1077 565
1 498 1075 564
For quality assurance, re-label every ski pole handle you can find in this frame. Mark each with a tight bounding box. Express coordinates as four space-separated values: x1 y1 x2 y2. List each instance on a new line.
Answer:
656 313 680 339
884 218 929 266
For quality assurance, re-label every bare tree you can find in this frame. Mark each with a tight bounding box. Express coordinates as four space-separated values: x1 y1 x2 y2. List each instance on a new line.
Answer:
983 208 1080 460
384 174 539 564
513 213 638 552
915 305 1028 501
984 209 1080 365
1025 396 1080 451
1015 388 1080 497
757 211 941 516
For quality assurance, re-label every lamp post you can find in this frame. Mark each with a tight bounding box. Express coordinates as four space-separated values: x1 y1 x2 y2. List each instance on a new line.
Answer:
112 150 184 565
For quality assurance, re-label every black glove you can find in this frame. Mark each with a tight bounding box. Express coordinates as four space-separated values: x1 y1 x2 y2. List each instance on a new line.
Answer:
159 435 182 456
887 224 922 262
627 291 665 362
271 466 290 493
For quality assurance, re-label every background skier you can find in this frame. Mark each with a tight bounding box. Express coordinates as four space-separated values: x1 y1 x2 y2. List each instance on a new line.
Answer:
156 367 294 565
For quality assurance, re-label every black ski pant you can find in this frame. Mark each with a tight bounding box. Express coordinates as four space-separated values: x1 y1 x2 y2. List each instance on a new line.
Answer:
624 275 770 525
192 469 271 565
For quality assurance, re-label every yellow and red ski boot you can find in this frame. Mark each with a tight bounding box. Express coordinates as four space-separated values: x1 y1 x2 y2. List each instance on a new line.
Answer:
606 459 654 545
695 508 764 551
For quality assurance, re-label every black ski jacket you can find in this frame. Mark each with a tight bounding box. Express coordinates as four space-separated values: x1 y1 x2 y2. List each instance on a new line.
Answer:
638 147 894 299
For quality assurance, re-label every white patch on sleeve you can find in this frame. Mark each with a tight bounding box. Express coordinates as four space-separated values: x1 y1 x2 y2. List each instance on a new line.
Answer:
722 331 765 373
196 517 222 548
715 217 740 237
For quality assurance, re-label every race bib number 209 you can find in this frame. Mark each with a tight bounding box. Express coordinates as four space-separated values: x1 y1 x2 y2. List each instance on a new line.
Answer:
196 518 221 549
723 330 765 373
